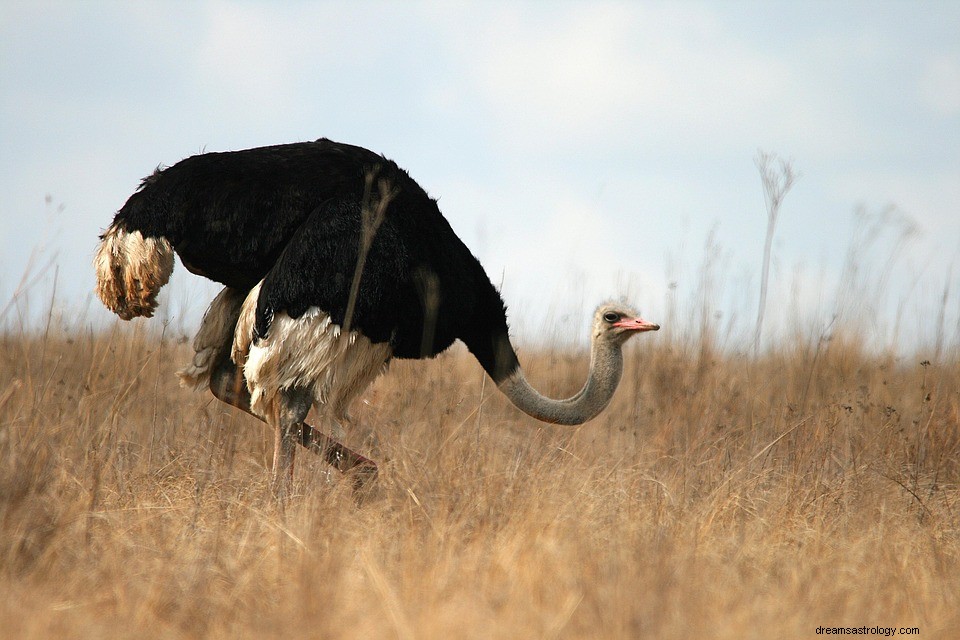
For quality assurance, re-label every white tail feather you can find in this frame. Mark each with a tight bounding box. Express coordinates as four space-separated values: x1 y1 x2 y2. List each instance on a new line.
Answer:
94 223 174 320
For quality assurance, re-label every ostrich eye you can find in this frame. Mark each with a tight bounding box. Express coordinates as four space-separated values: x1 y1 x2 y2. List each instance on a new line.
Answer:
603 311 620 323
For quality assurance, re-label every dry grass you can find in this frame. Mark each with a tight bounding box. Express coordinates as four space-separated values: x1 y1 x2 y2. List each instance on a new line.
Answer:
1 319 959 639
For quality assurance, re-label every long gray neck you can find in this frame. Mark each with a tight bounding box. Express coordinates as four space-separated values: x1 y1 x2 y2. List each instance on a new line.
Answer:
496 339 624 425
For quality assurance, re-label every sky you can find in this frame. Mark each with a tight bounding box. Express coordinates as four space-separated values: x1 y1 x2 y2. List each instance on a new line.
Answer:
2 1 959 351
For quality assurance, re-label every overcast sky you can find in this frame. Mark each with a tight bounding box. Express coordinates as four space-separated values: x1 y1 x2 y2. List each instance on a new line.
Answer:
2 1 958 350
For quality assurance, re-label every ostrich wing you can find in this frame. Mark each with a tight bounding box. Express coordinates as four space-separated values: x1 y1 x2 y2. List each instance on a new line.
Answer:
252 197 410 347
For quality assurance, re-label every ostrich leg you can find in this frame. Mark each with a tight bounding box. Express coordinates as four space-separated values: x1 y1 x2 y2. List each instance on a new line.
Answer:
270 386 311 496
208 353 378 481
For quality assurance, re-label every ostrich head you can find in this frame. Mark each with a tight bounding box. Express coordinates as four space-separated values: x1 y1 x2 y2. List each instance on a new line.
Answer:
592 302 660 346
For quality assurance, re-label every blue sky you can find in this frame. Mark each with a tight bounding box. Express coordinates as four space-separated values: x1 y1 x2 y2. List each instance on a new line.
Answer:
2 1 958 350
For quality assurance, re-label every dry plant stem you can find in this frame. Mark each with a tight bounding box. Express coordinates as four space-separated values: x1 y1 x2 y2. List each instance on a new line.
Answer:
341 170 396 341
753 151 797 353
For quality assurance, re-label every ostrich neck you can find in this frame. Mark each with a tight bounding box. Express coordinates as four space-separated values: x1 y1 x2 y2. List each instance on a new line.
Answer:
496 338 624 425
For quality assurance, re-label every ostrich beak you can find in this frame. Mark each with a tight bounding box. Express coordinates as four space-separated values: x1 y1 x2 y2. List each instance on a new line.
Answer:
614 317 660 332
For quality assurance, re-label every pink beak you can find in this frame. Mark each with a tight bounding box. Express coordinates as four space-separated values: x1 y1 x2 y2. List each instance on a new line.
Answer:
613 317 660 332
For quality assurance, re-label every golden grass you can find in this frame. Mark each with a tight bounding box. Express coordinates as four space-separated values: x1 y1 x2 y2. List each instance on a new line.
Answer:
1 322 958 639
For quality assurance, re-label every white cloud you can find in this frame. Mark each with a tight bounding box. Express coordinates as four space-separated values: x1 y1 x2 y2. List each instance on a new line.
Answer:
429 3 870 161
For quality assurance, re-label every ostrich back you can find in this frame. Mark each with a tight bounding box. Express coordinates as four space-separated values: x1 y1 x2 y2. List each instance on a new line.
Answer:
110 139 518 375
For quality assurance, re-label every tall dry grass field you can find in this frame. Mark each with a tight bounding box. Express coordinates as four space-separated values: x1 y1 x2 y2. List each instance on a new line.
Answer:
1 316 958 638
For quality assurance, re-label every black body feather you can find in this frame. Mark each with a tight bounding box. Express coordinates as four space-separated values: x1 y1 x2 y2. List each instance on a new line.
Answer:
111 138 520 382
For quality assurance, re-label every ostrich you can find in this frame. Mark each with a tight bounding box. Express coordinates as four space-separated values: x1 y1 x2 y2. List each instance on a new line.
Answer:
94 139 660 491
